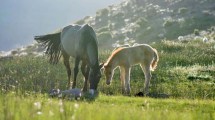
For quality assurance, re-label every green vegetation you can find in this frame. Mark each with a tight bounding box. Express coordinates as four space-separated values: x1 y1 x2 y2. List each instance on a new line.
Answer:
1 40 214 98
0 40 215 120
1 0 215 119
0 93 214 120
76 0 215 47
178 7 188 14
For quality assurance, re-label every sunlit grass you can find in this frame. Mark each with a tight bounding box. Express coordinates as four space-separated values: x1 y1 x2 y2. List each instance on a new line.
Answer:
0 40 215 119
0 40 215 99
0 93 214 120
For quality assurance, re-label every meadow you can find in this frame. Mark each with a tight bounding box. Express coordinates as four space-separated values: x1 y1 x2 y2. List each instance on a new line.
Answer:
0 40 215 119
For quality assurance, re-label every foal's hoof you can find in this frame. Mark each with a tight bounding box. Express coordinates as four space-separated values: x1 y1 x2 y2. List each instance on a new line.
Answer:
135 92 144 97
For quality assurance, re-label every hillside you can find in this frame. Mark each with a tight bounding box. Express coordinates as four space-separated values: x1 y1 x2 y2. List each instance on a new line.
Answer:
1 0 215 56
75 0 215 48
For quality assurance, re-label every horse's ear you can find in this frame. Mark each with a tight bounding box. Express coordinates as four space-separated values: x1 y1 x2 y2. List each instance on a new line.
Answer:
99 63 104 69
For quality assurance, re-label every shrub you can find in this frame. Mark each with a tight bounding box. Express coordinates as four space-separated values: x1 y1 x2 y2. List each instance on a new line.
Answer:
194 29 200 36
97 26 109 33
178 7 188 14
136 17 148 27
96 8 109 17
75 19 85 25
163 20 176 27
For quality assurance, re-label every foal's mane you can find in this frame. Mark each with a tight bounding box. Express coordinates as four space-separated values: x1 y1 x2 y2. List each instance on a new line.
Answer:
105 47 124 66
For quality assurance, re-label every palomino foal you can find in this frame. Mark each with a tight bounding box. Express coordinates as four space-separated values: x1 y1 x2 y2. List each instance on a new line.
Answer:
103 44 159 95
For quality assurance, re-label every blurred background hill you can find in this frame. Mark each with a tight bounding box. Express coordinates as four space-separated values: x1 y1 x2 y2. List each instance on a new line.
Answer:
1 0 215 55
77 0 215 48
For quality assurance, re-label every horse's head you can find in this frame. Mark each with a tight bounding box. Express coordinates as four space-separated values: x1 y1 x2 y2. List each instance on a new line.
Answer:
103 63 114 85
89 63 104 90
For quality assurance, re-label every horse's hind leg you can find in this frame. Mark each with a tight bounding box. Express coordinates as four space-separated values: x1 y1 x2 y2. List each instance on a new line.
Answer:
141 63 152 95
62 52 71 89
81 61 90 92
72 57 80 88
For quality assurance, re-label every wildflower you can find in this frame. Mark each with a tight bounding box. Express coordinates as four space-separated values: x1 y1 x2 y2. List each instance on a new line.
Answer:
74 103 79 109
49 110 54 116
34 102 41 110
37 111 42 115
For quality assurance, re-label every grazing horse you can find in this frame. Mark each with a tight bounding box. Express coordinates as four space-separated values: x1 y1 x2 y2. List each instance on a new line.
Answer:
103 44 159 95
35 24 103 93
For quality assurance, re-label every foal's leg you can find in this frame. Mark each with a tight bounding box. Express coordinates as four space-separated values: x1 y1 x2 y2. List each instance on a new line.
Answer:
124 67 131 95
120 67 126 94
62 52 71 89
72 57 80 88
81 61 90 92
141 63 152 95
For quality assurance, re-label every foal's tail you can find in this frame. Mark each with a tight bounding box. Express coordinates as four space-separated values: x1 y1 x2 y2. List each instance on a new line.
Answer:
151 48 159 71
34 31 62 64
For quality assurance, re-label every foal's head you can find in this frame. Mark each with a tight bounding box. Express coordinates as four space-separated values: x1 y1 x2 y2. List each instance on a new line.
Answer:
103 63 114 85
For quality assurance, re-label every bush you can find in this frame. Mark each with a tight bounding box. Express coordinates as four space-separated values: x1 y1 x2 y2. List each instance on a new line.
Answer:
97 26 109 33
178 7 188 14
75 19 85 25
194 29 200 36
163 20 177 27
96 8 109 17
136 17 148 27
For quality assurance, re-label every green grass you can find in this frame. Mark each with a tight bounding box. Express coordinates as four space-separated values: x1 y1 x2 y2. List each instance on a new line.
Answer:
0 40 215 119
0 93 214 120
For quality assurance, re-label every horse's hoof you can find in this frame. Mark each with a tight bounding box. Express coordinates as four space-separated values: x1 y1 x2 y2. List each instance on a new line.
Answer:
49 89 61 97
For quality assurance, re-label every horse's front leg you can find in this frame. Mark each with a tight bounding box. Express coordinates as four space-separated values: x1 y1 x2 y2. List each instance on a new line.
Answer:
63 51 71 89
124 67 131 95
81 61 90 92
120 67 126 94
72 57 80 88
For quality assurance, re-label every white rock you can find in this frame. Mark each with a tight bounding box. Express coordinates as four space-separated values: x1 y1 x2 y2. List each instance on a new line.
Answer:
60 88 82 98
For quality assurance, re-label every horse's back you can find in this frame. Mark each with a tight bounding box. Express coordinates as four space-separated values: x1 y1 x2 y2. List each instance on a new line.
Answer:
61 24 96 57
117 44 155 65
61 25 81 57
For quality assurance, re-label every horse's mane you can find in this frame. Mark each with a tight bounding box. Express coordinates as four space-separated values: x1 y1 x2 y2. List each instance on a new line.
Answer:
104 47 124 66
81 25 99 68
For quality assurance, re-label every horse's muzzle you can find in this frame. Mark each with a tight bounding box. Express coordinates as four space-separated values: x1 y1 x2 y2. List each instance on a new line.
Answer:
106 81 111 85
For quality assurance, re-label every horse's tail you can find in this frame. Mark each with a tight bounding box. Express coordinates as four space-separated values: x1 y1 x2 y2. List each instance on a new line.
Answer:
34 31 62 64
151 48 159 71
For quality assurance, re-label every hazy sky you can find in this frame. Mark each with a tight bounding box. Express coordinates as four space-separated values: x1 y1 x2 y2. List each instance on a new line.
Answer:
0 0 124 51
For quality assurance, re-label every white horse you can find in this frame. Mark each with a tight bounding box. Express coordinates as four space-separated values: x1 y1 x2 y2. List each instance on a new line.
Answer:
103 44 159 95
35 24 103 94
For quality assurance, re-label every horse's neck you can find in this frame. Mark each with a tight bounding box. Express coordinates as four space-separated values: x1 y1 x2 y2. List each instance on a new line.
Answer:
87 41 99 69
109 57 119 70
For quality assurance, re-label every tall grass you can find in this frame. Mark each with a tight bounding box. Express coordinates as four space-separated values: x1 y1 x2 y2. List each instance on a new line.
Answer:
0 40 215 99
0 40 215 120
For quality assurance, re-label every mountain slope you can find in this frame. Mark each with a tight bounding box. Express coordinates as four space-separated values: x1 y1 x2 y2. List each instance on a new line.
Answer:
75 0 215 48
1 0 215 56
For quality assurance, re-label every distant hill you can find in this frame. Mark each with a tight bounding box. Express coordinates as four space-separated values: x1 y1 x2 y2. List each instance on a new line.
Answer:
74 0 215 48
1 0 215 57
